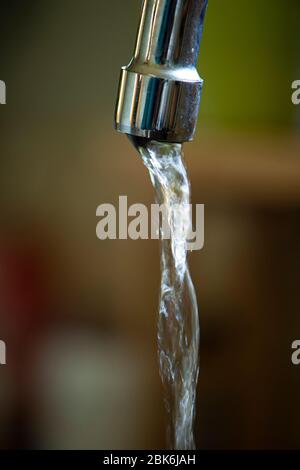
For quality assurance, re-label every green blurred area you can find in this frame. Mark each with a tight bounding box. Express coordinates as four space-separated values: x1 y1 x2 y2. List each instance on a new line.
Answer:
200 0 300 130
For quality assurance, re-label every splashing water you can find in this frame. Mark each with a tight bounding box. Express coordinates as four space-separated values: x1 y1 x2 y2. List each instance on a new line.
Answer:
135 139 199 450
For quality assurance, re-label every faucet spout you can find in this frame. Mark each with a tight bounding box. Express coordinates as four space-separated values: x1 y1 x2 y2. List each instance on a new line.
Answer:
114 0 208 143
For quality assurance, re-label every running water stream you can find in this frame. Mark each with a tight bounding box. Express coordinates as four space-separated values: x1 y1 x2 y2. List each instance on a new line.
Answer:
135 139 200 450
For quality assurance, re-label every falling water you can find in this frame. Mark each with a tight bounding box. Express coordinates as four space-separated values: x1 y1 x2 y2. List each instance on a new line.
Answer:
135 138 199 450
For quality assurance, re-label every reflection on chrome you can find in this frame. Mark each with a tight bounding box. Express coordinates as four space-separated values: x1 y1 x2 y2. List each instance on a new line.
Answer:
115 0 208 143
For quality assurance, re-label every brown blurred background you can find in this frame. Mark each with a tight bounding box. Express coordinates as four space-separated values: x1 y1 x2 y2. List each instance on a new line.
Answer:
0 0 300 449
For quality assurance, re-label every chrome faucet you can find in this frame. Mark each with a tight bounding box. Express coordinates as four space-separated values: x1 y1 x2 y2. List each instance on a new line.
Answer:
114 0 208 143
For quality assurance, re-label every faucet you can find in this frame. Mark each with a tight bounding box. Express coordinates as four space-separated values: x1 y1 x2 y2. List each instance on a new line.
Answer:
114 0 208 144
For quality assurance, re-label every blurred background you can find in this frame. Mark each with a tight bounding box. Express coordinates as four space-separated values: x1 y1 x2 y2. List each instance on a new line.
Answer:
0 0 300 449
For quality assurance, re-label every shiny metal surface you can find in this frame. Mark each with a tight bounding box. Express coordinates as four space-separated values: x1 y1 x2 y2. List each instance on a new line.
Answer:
114 0 208 143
